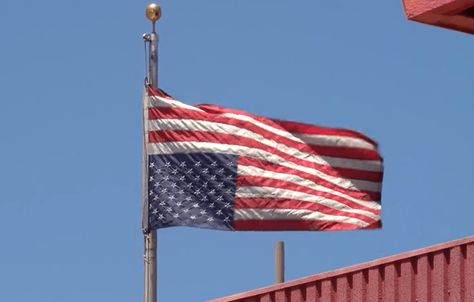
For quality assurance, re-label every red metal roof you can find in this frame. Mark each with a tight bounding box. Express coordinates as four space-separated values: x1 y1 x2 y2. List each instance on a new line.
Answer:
211 235 474 302
402 0 474 34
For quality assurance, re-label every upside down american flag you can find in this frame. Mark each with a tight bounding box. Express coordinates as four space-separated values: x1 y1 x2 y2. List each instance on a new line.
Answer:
142 86 383 232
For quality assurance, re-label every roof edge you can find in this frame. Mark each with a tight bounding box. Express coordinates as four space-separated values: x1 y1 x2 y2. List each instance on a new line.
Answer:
210 234 474 302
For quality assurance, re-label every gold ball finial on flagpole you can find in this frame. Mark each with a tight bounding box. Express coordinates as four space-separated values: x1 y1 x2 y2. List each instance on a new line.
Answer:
146 3 161 22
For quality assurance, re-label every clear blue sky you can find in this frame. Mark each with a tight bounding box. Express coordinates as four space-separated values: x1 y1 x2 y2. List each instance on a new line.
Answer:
1 1 473 301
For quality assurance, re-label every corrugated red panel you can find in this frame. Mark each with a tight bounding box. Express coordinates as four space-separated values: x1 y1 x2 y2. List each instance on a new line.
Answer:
211 235 474 302
402 0 474 35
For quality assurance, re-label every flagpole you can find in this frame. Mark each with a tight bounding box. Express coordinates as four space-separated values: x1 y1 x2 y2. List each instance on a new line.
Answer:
275 241 285 283
143 4 161 302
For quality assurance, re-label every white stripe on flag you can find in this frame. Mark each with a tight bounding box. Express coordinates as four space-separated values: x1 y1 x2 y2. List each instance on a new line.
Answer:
147 141 381 192
292 133 376 150
220 113 377 151
148 95 377 152
148 95 203 112
148 119 382 172
237 165 380 205
235 186 380 219
233 208 370 227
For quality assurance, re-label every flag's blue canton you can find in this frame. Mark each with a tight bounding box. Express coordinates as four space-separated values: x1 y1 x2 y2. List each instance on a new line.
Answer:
148 153 238 230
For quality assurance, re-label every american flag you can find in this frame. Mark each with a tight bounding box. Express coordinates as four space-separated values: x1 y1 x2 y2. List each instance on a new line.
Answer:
142 87 383 232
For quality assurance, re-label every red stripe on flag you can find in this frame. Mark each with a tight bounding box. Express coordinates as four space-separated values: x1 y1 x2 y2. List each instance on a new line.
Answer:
148 107 382 161
195 104 378 147
147 87 173 98
275 120 378 147
234 198 378 224
236 175 380 215
238 156 381 201
233 219 381 231
148 130 382 182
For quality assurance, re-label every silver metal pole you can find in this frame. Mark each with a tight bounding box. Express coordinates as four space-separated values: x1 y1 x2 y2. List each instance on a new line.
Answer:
275 241 285 283
143 4 161 302
148 31 158 88
144 231 157 302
